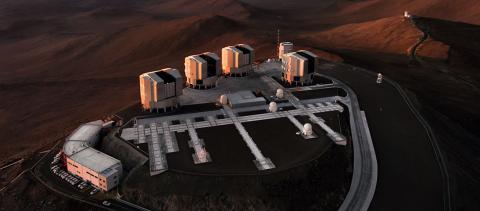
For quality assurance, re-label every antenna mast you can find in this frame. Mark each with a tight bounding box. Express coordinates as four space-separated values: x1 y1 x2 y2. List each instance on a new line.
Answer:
277 29 280 46
277 29 280 59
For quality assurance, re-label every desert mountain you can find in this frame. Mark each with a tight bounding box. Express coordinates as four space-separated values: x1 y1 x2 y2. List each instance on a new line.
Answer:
241 0 480 25
1 0 480 210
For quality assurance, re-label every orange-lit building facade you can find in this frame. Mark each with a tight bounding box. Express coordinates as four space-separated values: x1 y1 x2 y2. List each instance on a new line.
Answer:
221 44 254 77
281 50 318 85
184 52 221 89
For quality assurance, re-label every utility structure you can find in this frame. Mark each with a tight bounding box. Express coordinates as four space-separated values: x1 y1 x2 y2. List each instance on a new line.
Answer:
139 68 183 112
281 50 318 85
185 52 221 89
221 44 254 77
278 42 294 60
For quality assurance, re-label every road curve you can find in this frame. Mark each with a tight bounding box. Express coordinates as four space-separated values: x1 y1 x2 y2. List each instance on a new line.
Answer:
407 16 429 62
325 63 451 211
318 74 378 211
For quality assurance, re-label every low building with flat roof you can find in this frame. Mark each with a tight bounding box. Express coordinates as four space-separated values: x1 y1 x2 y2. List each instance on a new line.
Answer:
66 147 122 191
225 90 266 108
222 44 254 77
282 50 318 85
139 68 183 112
185 52 221 89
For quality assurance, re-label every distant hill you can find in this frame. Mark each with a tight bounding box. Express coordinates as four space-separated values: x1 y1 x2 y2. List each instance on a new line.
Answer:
241 0 480 25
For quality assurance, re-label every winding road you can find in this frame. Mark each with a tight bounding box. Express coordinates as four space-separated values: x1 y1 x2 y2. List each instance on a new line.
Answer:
323 63 451 211
408 16 429 62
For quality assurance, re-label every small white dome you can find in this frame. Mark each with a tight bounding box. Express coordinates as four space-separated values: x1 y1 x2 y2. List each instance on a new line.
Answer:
303 123 313 136
276 89 284 99
269 102 278 112
198 147 208 162
219 94 228 105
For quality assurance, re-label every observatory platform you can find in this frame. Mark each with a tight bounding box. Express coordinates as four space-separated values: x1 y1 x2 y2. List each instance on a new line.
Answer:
120 60 353 176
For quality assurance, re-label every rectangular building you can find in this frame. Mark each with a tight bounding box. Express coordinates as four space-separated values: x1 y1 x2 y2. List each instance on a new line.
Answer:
66 147 122 191
226 90 266 108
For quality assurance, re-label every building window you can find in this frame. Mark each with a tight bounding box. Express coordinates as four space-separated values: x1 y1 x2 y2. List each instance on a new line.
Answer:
293 76 300 82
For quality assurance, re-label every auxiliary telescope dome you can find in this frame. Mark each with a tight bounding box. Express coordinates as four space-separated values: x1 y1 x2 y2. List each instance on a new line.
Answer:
219 94 228 105
276 89 284 99
269 102 278 112
303 123 313 136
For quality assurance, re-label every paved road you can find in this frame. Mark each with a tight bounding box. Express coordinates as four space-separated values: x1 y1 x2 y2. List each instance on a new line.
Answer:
407 16 429 62
323 63 447 211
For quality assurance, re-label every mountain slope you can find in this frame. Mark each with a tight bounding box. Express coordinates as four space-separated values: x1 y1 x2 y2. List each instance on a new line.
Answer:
241 0 480 25
303 16 424 56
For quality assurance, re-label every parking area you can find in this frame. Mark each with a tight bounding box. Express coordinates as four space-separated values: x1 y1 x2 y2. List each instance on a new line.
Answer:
45 151 101 197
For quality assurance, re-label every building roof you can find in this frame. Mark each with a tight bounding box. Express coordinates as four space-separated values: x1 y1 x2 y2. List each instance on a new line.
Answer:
63 140 89 156
285 52 307 61
163 68 182 79
142 68 182 84
296 50 318 58
67 122 102 142
226 90 266 108
64 121 103 156
202 52 219 60
224 46 242 54
235 44 253 54
187 52 219 63
198 54 217 64
154 71 176 83
69 147 121 174
186 55 206 64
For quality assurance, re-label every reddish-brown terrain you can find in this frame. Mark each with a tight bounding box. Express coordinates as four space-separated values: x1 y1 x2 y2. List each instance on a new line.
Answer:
1 0 479 210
